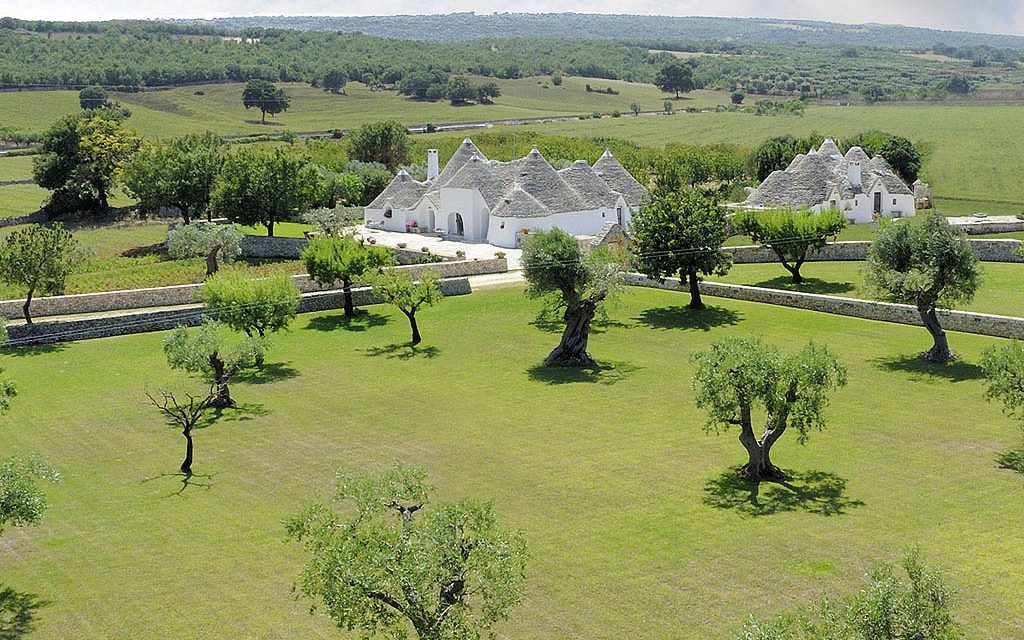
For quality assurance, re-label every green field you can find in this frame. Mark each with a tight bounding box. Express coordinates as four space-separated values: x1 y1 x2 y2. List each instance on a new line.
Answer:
0 78 729 140
714 261 1024 318
1 286 1021 639
0 155 34 181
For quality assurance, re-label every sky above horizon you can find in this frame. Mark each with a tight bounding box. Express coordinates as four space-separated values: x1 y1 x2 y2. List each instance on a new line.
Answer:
4 1 1023 37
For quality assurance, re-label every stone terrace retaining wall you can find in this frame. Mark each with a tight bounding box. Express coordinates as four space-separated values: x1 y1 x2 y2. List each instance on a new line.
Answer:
625 274 1024 340
728 239 1022 264
6 278 473 346
0 258 506 321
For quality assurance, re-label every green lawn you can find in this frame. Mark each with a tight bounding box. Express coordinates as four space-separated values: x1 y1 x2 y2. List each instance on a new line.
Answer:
0 78 730 140
0 156 35 181
714 261 1024 317
1 286 1022 639
0 183 48 218
501 104 1024 215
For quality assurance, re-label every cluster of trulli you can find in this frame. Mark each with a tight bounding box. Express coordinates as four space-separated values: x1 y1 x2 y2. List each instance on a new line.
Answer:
735 138 916 224
363 138 648 248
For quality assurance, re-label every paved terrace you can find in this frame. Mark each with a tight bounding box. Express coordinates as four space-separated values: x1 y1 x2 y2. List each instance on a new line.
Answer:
356 225 523 268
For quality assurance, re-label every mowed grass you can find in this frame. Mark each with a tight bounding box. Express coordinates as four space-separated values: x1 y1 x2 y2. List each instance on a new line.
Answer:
0 183 48 217
501 104 1024 214
714 261 1024 318
1 286 1022 639
0 78 730 140
0 155 35 181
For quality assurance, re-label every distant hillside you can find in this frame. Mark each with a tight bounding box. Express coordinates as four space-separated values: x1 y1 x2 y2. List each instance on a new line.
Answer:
172 13 1024 49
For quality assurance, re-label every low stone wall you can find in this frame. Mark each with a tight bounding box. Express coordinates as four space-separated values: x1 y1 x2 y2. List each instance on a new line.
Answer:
238 235 310 260
625 274 1024 340
728 239 1022 264
949 216 1024 235
0 258 507 320
6 278 473 346
0 211 47 228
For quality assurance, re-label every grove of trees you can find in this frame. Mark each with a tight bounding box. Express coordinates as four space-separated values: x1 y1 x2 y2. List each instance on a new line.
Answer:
123 132 225 224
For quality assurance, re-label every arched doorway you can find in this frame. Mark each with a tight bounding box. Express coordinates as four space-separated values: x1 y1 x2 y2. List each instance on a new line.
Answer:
426 209 436 232
448 212 465 236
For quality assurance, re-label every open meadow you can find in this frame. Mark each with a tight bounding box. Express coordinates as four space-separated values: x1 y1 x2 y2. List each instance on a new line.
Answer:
1 285 1022 639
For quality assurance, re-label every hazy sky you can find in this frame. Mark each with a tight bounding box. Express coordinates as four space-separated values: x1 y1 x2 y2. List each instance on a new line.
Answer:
5 1 1024 37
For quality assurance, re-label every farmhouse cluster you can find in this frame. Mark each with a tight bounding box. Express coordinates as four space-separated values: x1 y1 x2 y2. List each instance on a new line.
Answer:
735 138 916 224
364 138 648 248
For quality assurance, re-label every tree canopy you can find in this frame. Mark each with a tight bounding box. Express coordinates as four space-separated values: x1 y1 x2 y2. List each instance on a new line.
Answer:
201 272 301 340
654 60 695 98
302 235 394 317
285 465 527 640
733 208 846 283
242 79 290 124
0 223 81 323
78 85 110 110
347 120 412 171
163 321 264 407
370 268 444 345
865 212 981 363
693 336 847 480
981 341 1024 474
165 222 242 277
631 189 731 310
0 456 61 535
123 132 225 224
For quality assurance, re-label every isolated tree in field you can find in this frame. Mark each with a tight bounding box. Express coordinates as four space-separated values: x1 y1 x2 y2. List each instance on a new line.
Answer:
163 321 264 407
302 235 394 317
0 455 61 534
521 229 622 367
320 69 348 94
201 272 300 346
285 465 527 640
730 91 745 105
475 81 501 104
212 147 321 237
655 61 694 98
445 76 476 105
123 132 225 224
78 85 110 110
165 222 242 277
631 189 731 310
865 212 980 363
371 268 443 345
630 101 642 116
0 223 80 324
980 341 1024 473
347 120 411 170
733 208 846 284
33 109 141 212
693 336 847 481
146 388 216 475
242 79 290 124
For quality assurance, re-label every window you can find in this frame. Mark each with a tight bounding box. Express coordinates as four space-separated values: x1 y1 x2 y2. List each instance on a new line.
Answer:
616 207 624 226
384 206 393 219
893 198 897 205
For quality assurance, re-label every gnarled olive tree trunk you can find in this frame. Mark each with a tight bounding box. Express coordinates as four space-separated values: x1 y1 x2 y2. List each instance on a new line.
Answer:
734 383 797 481
545 294 604 367
208 351 234 407
181 428 194 474
918 304 953 363
342 277 356 317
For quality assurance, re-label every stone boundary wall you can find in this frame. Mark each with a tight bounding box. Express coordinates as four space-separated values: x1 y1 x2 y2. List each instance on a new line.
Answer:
0 258 507 321
0 211 47 228
6 278 473 346
728 239 1022 264
625 274 1024 340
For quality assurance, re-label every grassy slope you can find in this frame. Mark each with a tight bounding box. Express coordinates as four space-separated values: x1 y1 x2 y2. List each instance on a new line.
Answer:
714 261 1024 318
498 105 1024 214
1 286 1022 639
0 78 729 140
0 156 34 181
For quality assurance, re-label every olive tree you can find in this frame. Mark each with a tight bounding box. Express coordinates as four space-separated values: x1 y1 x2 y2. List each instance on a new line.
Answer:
0 456 61 534
301 207 361 237
201 272 300 339
631 189 731 310
692 336 847 481
146 388 216 475
122 132 225 224
285 465 527 640
242 79 290 124
301 235 394 317
733 208 846 284
865 212 981 363
0 223 81 323
370 268 443 345
163 321 264 407
981 341 1024 473
165 222 243 277
521 228 622 367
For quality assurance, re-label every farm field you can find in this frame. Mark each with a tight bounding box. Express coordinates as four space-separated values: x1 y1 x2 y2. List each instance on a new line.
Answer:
714 261 1024 318
1 286 1021 639
0 78 731 139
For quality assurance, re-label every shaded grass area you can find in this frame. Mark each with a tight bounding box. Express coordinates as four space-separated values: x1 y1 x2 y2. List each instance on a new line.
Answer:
713 261 1024 318
0 287 1022 638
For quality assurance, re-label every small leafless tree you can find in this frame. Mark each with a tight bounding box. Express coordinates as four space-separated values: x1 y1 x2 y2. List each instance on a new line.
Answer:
147 388 216 475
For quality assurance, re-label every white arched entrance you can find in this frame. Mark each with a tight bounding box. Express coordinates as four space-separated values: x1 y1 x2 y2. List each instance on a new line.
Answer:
448 212 465 236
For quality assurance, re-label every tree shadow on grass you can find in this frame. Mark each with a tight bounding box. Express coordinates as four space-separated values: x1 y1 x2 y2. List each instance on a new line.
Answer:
234 362 299 385
0 586 49 639
703 467 864 517
633 305 742 332
208 402 270 423
141 471 216 498
749 276 856 296
526 360 639 386
1 343 69 358
529 317 630 334
363 343 441 360
872 354 985 382
305 312 390 333
996 445 1024 475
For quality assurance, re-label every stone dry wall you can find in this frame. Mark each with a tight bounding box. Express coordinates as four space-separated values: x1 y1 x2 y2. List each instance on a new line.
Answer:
0 258 507 321
6 278 473 346
727 239 1022 264
625 274 1024 340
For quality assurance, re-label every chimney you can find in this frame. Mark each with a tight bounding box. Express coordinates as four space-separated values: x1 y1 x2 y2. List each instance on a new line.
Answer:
427 149 439 181
847 160 862 187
